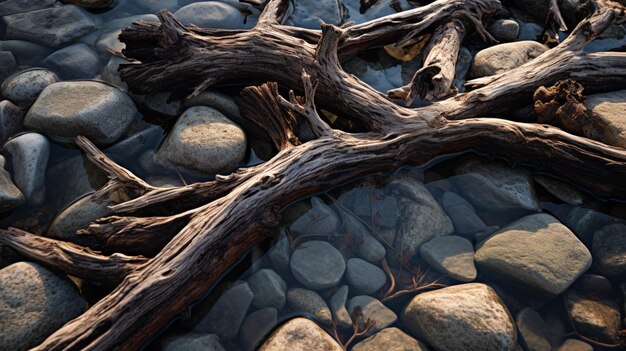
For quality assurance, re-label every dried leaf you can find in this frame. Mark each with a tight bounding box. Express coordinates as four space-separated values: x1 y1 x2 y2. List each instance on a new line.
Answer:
384 34 431 62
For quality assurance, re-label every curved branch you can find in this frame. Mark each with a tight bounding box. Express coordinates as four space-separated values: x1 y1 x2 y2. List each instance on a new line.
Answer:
0 228 147 285
76 136 157 202
256 0 291 26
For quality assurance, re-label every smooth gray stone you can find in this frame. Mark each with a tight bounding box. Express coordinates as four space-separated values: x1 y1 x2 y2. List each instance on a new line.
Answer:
593 223 626 281
0 51 16 77
0 163 24 213
487 19 520 42
516 308 551 351
441 191 487 236
329 285 352 329
1 69 58 106
565 290 621 344
347 296 397 335
247 269 287 309
42 43 100 80
342 214 386 262
154 106 247 175
258 317 343 351
450 158 540 222
2 5 97 48
0 100 22 144
25 81 137 146
0 262 88 351
267 234 291 274
195 281 254 340
4 133 50 206
475 214 592 298
286 288 332 326
352 327 430 351
174 2 252 29
136 0 180 12
239 308 277 351
419 235 477 282
104 124 164 161
290 240 345 290
389 174 454 258
534 176 585 206
0 0 56 17
0 40 52 66
402 283 516 351
290 196 340 235
345 258 387 295
564 206 618 245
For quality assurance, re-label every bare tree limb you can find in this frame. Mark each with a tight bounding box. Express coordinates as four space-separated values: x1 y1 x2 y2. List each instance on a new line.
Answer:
0 228 147 285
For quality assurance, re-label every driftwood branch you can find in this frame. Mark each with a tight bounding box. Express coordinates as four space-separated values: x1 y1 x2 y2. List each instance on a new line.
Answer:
0 228 146 285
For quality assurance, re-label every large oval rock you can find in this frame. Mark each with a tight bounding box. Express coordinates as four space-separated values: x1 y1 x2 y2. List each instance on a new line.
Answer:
42 43 100 80
469 41 548 78
0 100 22 144
402 283 516 351
0 262 88 351
24 81 137 146
258 317 343 351
154 106 247 175
1 69 58 105
290 240 345 290
475 214 592 298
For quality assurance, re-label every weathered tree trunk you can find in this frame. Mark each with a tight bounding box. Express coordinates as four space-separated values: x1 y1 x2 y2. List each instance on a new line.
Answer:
1 0 626 350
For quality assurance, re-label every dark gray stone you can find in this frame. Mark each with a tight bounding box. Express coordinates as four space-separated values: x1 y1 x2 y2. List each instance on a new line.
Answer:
441 191 487 236
516 308 551 351
195 281 254 340
345 258 387 295
239 308 277 351
329 285 351 329
0 51 16 77
0 0 55 17
343 214 386 262
290 240 345 290
593 223 626 281
0 100 22 144
487 19 520 42
247 269 287 309
42 43 100 80
290 196 340 235
4 132 50 206
2 5 97 48
0 164 24 213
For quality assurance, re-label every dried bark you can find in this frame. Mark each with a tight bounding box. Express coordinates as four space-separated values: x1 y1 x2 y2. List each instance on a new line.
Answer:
0 0 625 350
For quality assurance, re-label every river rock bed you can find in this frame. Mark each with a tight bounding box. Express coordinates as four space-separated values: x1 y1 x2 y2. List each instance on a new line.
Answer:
0 0 624 350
